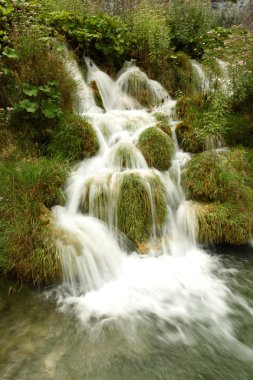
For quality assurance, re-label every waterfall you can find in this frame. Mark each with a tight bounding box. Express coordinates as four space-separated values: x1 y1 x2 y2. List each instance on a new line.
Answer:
191 59 209 92
52 55 241 347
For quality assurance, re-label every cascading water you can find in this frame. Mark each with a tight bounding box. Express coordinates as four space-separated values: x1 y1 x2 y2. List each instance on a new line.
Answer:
52 55 253 356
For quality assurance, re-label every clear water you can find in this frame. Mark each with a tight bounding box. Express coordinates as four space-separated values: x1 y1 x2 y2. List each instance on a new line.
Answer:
1 246 253 380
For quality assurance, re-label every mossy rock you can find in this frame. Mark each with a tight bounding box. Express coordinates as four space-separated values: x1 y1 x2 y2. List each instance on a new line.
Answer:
48 114 99 161
194 202 252 245
90 80 104 110
0 159 68 285
118 68 156 107
138 127 174 171
153 112 172 138
81 172 167 246
175 121 203 153
182 149 253 210
81 176 110 222
117 173 167 245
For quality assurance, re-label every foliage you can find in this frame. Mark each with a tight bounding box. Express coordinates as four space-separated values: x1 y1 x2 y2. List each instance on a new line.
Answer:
47 114 99 161
194 90 229 147
14 81 63 120
167 0 216 57
0 158 69 285
129 0 171 65
138 127 174 171
175 121 204 153
45 11 133 68
194 202 252 245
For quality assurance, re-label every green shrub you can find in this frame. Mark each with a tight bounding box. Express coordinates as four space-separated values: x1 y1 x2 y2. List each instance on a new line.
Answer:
0 158 69 285
175 121 204 153
129 0 171 65
47 114 99 161
138 127 174 171
194 202 252 245
167 0 215 57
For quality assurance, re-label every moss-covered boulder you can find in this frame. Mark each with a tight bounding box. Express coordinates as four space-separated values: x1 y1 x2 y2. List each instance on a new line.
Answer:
81 172 167 246
182 149 253 208
153 112 172 138
118 67 156 107
117 173 167 245
48 114 99 161
194 202 252 245
0 159 68 285
175 121 204 153
138 127 174 171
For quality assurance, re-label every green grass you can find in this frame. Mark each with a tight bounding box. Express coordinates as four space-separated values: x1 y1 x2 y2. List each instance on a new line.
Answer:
47 114 99 161
0 158 69 285
195 202 252 245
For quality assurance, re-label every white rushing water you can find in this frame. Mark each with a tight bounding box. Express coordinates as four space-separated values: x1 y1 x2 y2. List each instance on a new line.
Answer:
52 56 253 353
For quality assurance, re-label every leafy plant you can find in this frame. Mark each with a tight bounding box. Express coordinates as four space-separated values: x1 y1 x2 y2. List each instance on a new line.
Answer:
14 81 63 119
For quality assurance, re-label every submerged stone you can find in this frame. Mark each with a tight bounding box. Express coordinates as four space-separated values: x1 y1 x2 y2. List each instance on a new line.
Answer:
138 127 174 171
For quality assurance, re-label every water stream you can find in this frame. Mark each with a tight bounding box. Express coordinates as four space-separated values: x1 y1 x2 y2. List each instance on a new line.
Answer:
1 56 253 379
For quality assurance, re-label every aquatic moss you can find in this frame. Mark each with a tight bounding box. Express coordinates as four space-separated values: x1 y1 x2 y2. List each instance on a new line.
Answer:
117 173 167 245
182 149 253 209
119 68 156 107
81 179 109 222
194 202 252 245
81 172 167 246
48 114 99 161
153 112 172 138
175 121 204 153
138 127 174 171
0 159 68 285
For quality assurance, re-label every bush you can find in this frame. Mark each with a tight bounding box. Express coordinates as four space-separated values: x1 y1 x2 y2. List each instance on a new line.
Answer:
167 0 215 57
0 158 69 285
47 114 99 161
194 202 252 245
175 121 204 153
129 0 171 65
138 127 174 171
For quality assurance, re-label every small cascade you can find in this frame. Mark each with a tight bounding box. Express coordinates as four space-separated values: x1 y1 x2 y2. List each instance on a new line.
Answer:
191 59 209 92
64 53 102 114
116 65 170 106
52 55 244 348
85 57 139 111
216 58 232 96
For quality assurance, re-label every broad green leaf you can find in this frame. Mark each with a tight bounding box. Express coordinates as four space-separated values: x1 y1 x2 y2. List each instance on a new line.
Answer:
18 99 39 113
2 47 18 59
23 86 39 97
